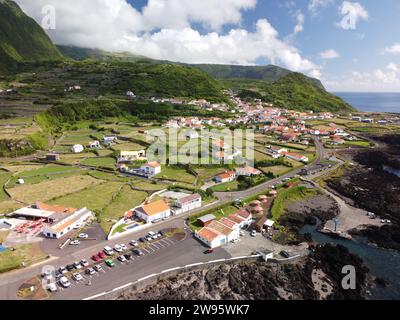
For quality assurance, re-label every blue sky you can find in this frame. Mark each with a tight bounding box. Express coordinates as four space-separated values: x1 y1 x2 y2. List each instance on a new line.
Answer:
16 0 400 92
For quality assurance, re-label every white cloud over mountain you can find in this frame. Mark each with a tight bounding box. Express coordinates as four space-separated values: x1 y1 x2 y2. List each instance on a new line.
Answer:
15 0 321 78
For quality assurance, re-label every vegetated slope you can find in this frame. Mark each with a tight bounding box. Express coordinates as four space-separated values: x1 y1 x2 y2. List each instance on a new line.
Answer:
235 73 355 112
0 0 62 73
16 60 227 103
57 45 154 64
191 63 325 89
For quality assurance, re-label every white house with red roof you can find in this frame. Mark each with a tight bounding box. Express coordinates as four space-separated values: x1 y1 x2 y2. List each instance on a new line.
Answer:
214 171 236 183
140 162 161 176
236 166 262 177
173 193 202 214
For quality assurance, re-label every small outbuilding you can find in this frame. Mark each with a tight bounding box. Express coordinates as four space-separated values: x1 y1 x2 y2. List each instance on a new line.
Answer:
197 214 216 227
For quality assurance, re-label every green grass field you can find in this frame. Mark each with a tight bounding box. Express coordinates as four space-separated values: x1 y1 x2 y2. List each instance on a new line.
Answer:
271 186 319 223
0 243 48 274
50 181 122 212
211 180 239 192
100 185 147 233
0 173 12 201
80 157 116 169
156 166 196 184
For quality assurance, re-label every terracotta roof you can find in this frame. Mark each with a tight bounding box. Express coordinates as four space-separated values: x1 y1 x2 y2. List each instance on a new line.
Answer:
236 209 252 220
217 171 236 179
137 200 170 216
219 217 238 229
236 166 262 175
207 221 234 236
146 161 161 168
228 214 246 224
197 227 221 242
178 193 201 204
35 202 76 215
53 219 75 233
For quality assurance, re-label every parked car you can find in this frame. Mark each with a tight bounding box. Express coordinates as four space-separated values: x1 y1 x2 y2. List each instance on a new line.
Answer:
279 250 290 259
80 259 89 267
72 273 83 281
59 277 71 288
114 244 123 253
239 230 245 237
98 251 106 259
47 283 58 292
145 235 152 241
129 240 138 247
139 237 147 243
118 255 127 262
120 244 128 251
94 265 103 272
124 254 132 261
78 233 89 239
158 231 165 237
132 249 143 256
55 271 63 279
66 264 75 272
70 240 80 246
85 268 96 275
251 230 257 237
92 255 102 262
204 249 214 254
105 259 115 268
103 246 114 256
41 269 52 279
73 261 82 269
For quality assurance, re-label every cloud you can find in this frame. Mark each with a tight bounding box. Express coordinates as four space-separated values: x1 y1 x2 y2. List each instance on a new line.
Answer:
324 63 400 91
308 0 334 15
382 43 400 55
338 1 368 30
14 0 321 78
320 49 340 59
293 11 305 35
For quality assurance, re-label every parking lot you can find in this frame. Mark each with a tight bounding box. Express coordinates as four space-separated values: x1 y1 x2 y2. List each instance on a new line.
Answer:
47 232 183 297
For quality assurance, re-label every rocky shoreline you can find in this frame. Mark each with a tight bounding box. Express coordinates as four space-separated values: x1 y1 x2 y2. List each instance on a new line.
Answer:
118 244 369 300
326 138 400 251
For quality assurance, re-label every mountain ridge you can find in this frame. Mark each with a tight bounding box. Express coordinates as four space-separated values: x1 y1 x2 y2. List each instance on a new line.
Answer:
0 0 62 73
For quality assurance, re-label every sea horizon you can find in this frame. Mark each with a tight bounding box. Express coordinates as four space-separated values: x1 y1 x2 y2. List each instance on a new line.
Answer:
332 92 400 113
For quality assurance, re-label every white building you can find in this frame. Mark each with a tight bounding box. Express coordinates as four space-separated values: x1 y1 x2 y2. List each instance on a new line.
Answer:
71 144 84 153
195 227 227 248
118 150 147 163
134 200 171 223
43 208 93 239
173 194 202 214
88 141 100 149
103 136 118 145
140 162 161 176
184 131 199 139
236 166 262 177
214 171 236 183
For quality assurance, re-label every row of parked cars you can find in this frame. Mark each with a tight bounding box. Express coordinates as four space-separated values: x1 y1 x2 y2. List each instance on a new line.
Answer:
46 230 165 292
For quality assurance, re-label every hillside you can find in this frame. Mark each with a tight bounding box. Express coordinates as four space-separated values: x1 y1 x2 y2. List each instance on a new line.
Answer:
57 45 154 64
191 64 325 89
14 60 226 103
235 73 355 112
0 0 62 73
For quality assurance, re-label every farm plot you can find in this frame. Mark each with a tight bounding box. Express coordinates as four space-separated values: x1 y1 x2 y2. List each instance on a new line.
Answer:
156 166 196 185
7 175 100 204
50 181 123 212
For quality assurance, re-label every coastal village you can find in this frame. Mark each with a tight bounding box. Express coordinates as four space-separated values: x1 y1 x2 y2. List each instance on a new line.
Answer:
1 81 400 300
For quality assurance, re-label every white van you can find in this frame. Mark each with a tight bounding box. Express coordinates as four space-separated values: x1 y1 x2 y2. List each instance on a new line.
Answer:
103 246 114 256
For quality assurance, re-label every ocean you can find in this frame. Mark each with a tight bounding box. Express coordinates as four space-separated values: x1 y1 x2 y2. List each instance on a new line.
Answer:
333 92 400 113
